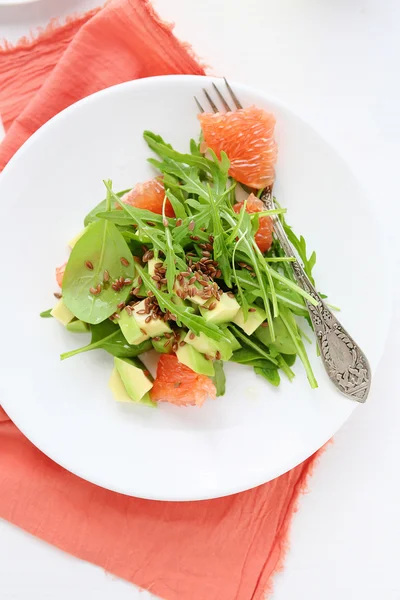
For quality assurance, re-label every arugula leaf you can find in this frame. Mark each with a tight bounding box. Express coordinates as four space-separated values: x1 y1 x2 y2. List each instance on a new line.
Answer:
279 306 318 388
228 325 278 365
40 308 53 318
212 360 226 396
60 320 152 360
84 189 131 226
62 218 135 325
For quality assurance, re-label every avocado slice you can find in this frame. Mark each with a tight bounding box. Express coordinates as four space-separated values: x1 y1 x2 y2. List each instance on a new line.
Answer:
66 319 89 333
199 292 240 325
132 299 172 338
233 305 267 336
176 344 215 376
152 329 185 354
118 309 149 345
114 357 155 404
51 298 75 326
68 227 88 249
109 366 155 407
254 316 297 355
221 326 242 352
174 279 208 306
184 331 232 361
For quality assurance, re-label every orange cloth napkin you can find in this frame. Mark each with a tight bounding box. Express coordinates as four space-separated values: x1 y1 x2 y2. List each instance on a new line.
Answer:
0 2 323 598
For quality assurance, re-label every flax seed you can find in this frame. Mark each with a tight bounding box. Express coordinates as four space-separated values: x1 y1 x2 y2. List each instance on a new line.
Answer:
208 301 217 310
54 292 62 299
85 260 94 270
152 275 161 281
103 270 110 282
112 283 119 291
202 251 211 257
190 235 200 241
249 307 257 312
227 292 235 298
120 257 130 267
179 341 186 347
153 336 161 342
188 220 195 231
261 322 268 327
117 302 126 310
164 340 171 348
204 354 212 361
215 270 222 278
125 306 133 315
140 328 147 335
215 351 221 360
189 332 195 340
176 218 183 227
145 315 152 323
164 333 172 339
189 276 197 284
172 343 178 352
137 309 146 315
239 262 248 268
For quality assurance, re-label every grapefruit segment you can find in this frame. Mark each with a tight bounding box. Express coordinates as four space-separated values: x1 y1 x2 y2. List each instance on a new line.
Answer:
56 262 67 287
119 178 175 218
151 354 216 407
198 106 277 189
233 194 273 253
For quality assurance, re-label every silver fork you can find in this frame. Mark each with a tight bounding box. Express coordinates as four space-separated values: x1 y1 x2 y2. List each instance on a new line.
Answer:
195 79 371 402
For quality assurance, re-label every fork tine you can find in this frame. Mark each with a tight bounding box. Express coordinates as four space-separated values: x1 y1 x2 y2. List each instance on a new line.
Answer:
203 89 218 113
194 96 205 113
224 77 243 109
212 82 232 112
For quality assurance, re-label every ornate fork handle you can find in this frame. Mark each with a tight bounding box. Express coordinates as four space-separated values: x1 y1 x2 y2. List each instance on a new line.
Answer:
261 190 371 402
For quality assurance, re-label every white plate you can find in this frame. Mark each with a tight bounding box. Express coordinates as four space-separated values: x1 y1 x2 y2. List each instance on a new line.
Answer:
0 75 390 500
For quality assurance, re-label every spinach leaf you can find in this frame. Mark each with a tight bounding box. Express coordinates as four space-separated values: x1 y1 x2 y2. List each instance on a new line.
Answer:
254 367 281 387
60 319 152 360
62 219 135 325
212 360 226 396
40 308 53 318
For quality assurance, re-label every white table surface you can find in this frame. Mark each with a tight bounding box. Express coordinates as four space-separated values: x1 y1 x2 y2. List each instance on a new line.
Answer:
1 1 400 599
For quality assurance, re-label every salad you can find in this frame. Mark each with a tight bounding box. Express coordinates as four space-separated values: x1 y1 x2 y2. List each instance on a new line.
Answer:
42 106 323 407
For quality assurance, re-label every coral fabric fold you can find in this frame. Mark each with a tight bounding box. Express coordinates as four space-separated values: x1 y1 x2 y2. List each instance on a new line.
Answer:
0 2 321 598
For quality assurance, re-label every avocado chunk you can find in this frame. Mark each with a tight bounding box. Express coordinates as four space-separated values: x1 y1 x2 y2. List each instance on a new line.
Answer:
254 316 297 355
118 308 149 345
109 367 155 407
152 329 184 354
184 331 232 361
132 299 173 338
147 257 159 277
221 326 242 351
114 357 154 404
174 278 208 306
51 298 75 326
199 292 240 325
66 319 89 333
176 344 215 376
233 305 267 335
68 227 87 249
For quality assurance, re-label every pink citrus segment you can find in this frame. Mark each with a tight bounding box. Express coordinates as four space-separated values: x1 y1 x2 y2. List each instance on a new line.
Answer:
119 178 175 218
233 193 273 253
198 106 277 189
151 354 216 407
56 262 67 288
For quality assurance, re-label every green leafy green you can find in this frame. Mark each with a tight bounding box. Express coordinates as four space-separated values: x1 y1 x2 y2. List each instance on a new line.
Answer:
254 367 281 387
62 217 135 325
84 188 131 226
40 309 53 318
212 360 226 396
60 320 152 360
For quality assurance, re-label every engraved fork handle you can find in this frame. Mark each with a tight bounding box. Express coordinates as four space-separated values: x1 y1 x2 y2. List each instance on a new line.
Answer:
261 189 371 402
